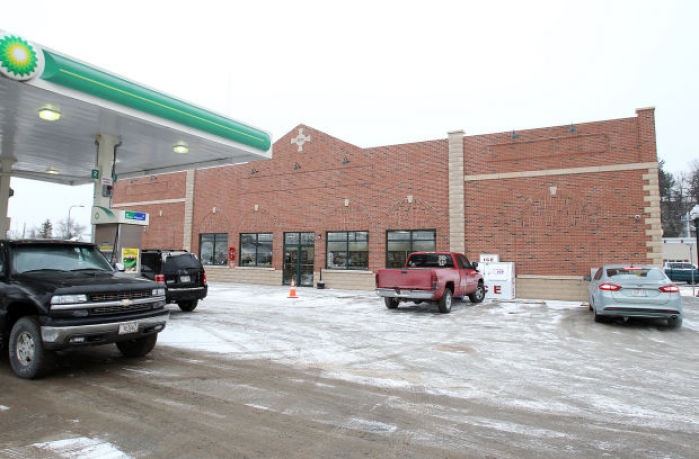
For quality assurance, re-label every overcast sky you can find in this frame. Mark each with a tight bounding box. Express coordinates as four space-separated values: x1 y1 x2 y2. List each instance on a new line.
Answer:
4 0 698 235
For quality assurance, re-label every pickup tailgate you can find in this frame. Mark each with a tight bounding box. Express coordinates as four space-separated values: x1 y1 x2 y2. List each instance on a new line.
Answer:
377 269 434 290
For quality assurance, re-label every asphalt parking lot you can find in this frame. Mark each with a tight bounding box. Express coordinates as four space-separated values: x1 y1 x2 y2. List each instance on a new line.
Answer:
1 283 698 458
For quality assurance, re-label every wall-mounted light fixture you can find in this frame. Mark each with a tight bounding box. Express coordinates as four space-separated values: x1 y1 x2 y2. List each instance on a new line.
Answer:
38 105 61 121
46 165 59 175
293 162 301 170
549 186 558 197
407 195 414 203
212 206 217 214
159 210 163 217
254 204 259 212
342 156 349 165
250 168 258 175
173 141 189 154
511 130 518 139
569 124 576 133
344 199 350 207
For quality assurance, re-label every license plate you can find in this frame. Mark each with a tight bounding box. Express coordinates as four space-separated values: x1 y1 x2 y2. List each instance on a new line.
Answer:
180 275 191 283
632 289 647 297
118 322 138 335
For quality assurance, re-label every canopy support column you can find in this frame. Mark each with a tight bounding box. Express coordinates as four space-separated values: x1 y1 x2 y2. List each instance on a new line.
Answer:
0 158 15 238
93 134 121 209
92 134 120 242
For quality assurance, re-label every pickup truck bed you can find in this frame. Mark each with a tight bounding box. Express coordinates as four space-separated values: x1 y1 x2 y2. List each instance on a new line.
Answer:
375 252 485 313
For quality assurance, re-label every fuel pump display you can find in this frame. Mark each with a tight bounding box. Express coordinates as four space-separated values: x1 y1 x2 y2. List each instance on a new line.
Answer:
92 206 149 273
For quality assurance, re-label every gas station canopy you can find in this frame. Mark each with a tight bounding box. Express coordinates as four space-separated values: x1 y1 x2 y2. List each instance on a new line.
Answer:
0 31 272 185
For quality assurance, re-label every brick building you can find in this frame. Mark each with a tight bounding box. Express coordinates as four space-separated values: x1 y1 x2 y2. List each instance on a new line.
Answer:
113 108 661 300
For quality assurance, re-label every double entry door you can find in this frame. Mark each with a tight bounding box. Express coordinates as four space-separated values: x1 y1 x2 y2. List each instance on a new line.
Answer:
283 232 315 287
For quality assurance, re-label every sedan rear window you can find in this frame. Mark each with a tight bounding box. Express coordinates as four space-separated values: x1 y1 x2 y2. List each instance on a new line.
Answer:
607 268 666 281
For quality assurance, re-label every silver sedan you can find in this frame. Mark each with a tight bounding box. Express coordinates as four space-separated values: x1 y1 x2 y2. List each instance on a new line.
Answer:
588 264 683 328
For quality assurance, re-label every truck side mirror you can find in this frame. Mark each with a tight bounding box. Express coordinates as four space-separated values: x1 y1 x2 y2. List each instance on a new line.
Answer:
471 261 478 269
115 262 125 272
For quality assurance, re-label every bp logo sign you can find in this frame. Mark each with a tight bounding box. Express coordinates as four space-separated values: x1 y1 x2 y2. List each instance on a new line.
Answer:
0 32 44 81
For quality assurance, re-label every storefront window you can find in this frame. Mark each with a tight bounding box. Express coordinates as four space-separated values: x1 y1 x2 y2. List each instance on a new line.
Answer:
240 233 273 267
386 230 436 268
199 233 228 265
326 231 369 270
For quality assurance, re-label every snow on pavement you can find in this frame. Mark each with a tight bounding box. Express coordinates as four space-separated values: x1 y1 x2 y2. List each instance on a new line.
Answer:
159 282 699 435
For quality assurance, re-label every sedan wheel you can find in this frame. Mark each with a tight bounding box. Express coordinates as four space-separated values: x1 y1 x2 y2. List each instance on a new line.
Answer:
667 316 683 329
593 307 605 323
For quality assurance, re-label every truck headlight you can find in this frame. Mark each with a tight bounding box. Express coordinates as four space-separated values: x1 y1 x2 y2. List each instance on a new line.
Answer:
51 294 88 305
152 288 166 297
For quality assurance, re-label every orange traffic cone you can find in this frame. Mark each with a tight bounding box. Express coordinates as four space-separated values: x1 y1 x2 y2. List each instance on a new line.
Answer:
288 278 298 298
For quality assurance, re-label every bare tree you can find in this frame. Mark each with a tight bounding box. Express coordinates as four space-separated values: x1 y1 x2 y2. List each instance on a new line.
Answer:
6 228 23 240
660 160 699 237
55 217 87 240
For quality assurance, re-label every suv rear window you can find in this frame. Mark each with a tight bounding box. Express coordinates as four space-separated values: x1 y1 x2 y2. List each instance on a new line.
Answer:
607 268 666 281
162 253 202 274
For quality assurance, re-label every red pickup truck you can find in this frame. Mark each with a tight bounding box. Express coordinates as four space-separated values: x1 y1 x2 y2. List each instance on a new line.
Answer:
375 252 485 313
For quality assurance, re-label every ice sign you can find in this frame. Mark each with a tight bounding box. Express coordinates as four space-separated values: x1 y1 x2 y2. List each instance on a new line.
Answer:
438 255 448 267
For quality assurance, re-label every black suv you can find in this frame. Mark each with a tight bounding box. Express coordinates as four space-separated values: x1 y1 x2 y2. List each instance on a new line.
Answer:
140 250 208 312
0 240 169 379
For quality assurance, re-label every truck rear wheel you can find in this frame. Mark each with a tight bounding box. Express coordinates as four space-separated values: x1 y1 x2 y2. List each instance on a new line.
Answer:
9 316 55 379
384 297 399 309
438 289 452 313
117 334 157 358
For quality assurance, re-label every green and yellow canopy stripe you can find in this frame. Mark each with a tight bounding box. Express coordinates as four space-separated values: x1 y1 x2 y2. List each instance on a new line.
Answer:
41 51 271 151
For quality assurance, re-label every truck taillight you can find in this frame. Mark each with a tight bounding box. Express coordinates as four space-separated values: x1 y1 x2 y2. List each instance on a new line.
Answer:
155 274 165 283
599 283 621 291
659 285 679 293
203 273 207 285
431 273 438 290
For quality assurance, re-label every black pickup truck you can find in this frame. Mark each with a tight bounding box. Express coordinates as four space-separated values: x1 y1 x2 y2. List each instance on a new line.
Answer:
0 240 169 379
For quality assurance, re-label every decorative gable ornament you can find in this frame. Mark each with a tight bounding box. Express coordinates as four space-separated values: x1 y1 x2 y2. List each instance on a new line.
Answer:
290 128 311 152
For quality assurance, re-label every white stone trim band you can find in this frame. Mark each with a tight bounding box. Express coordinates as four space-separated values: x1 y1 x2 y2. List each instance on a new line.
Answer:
112 198 186 207
464 162 658 182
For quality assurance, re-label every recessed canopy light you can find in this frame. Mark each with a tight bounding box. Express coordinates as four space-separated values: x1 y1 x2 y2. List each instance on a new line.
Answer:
38 105 61 121
46 165 59 175
173 141 189 154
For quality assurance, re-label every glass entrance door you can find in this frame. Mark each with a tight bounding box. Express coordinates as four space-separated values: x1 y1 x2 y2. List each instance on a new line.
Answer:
283 232 315 286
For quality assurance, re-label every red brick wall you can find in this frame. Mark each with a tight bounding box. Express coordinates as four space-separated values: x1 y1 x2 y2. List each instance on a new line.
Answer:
113 171 186 250
113 111 657 279
461 110 656 275
187 125 450 273
464 171 648 275
113 171 186 203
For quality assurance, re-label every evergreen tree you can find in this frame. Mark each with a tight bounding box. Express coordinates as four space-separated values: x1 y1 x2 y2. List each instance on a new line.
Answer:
38 219 53 239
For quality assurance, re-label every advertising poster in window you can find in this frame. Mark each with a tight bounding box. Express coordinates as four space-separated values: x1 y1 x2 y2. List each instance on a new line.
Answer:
122 248 140 273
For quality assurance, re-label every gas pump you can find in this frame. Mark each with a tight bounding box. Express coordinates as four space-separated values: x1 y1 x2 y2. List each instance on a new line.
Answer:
91 206 149 274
